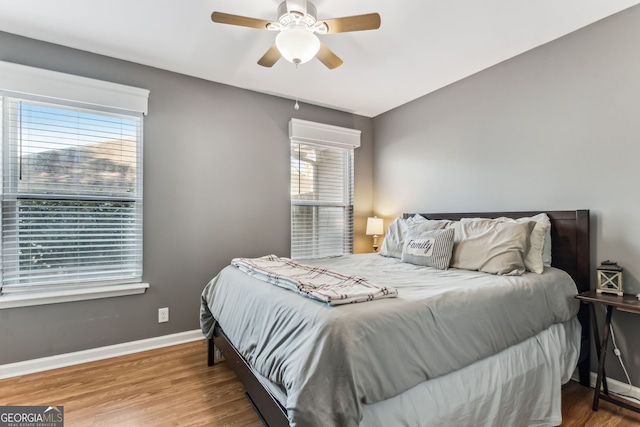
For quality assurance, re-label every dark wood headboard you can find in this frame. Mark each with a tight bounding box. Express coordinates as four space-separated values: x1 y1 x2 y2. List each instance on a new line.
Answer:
404 210 591 386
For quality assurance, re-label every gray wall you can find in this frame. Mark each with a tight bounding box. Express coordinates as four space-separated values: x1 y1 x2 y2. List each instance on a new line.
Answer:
0 31 373 364
373 5 640 385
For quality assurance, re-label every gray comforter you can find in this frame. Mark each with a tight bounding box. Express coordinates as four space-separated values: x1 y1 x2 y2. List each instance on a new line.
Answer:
200 253 579 427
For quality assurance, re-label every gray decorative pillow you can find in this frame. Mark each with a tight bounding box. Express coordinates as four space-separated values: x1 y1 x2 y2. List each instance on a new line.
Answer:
401 228 455 270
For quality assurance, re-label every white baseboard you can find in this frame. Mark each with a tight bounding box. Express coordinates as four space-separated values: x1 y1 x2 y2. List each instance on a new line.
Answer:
0 329 205 380
572 371 640 403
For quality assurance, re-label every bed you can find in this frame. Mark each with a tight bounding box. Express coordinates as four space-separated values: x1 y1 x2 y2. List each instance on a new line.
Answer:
200 210 590 427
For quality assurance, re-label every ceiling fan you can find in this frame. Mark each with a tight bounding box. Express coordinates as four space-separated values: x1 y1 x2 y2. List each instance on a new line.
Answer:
211 0 381 69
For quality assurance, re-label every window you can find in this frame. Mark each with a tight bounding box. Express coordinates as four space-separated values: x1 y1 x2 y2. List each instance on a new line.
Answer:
289 119 361 259
1 98 142 292
0 61 149 306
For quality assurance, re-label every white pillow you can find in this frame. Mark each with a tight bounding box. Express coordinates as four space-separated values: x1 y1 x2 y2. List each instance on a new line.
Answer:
406 214 428 224
411 219 455 232
452 219 535 276
495 214 551 274
537 213 552 267
379 217 409 258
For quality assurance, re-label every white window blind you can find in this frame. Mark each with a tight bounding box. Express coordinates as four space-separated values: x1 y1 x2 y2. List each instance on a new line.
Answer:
1 97 143 293
289 119 360 259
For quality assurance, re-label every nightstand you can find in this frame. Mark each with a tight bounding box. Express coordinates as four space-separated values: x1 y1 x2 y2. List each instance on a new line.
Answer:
575 290 640 414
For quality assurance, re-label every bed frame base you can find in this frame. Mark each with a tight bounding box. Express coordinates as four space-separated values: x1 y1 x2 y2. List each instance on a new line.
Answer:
210 328 288 427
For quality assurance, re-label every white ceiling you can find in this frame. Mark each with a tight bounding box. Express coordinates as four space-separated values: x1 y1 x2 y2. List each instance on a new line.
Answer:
0 0 638 117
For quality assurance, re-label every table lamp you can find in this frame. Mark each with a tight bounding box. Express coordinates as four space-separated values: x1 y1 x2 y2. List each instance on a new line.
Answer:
366 216 384 252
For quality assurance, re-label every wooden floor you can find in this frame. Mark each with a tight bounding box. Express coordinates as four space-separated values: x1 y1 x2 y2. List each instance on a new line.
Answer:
1 340 639 426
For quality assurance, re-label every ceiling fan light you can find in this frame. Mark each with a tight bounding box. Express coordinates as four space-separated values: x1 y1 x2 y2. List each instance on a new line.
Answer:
276 28 320 65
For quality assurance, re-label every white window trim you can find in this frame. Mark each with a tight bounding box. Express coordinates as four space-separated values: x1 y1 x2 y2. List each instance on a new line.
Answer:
0 61 149 115
0 282 149 309
289 118 361 148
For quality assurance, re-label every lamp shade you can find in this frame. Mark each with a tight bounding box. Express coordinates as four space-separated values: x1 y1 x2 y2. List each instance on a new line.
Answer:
276 28 320 65
366 217 384 236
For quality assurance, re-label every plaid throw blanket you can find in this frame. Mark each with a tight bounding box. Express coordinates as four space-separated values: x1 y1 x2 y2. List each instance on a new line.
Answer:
231 255 398 306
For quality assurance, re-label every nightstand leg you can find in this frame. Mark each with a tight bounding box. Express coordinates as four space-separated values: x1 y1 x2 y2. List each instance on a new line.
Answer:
592 305 613 411
589 303 608 394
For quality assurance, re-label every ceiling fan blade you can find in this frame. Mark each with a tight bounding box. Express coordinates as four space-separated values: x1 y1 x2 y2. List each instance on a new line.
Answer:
316 43 343 70
321 13 381 34
211 12 271 30
258 45 282 67
286 0 307 15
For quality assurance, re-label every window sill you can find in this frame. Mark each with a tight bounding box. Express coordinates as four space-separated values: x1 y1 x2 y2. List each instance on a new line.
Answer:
0 282 149 309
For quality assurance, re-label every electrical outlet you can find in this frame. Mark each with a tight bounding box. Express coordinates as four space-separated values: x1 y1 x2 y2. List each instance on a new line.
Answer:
158 307 169 323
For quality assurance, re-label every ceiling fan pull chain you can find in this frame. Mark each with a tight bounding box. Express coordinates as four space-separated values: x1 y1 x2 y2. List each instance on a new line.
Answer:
294 62 300 110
